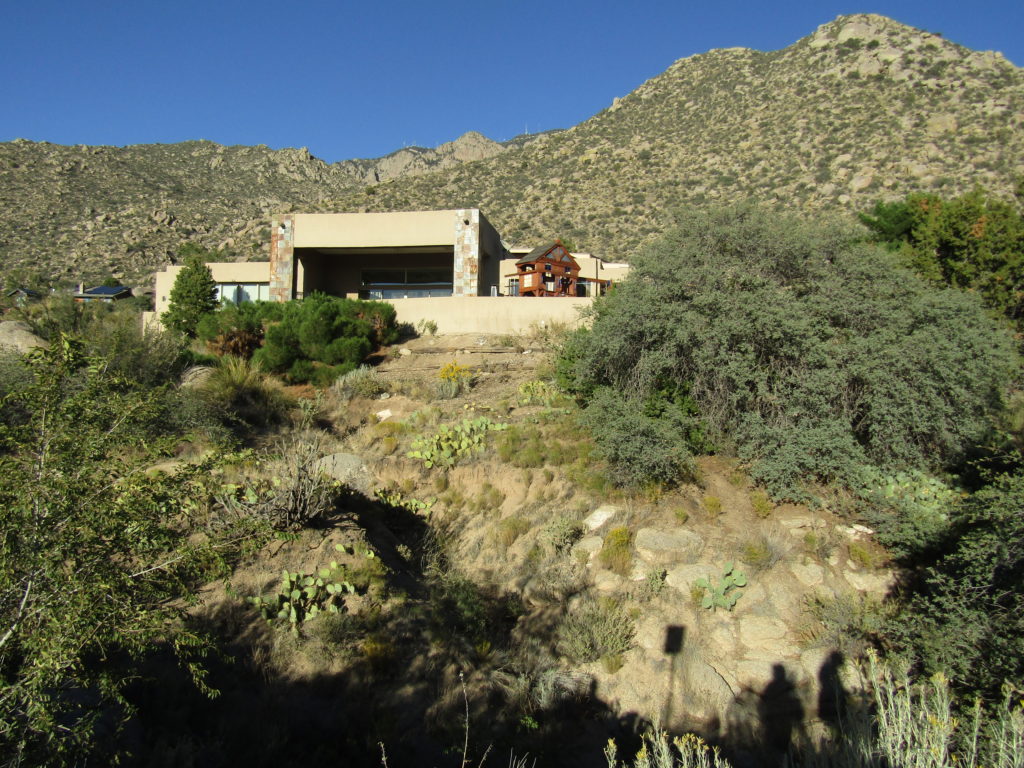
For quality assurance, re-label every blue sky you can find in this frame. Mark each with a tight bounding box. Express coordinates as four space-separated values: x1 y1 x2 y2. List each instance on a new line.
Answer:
2 0 1021 163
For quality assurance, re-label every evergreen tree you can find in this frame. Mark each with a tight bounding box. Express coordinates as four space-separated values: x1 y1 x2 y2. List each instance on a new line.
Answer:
162 252 218 336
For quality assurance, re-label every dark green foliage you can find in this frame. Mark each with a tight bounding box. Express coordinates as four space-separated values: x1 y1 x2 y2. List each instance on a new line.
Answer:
887 472 1024 703
196 301 283 358
579 387 696 487
252 293 397 385
0 337 223 764
162 252 218 337
861 189 1024 325
560 205 1018 498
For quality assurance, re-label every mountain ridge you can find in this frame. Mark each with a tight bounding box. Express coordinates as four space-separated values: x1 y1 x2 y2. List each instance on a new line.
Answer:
0 13 1021 287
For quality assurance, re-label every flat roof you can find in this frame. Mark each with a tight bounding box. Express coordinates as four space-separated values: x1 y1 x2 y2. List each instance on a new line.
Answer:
291 210 467 249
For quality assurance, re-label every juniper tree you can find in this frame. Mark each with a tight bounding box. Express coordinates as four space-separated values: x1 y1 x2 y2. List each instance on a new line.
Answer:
162 251 218 337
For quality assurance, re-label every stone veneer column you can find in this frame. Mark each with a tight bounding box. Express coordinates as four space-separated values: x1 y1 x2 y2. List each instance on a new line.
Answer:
268 215 295 302
452 209 480 296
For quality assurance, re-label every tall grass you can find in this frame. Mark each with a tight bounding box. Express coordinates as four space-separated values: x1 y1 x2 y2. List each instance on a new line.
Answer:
200 355 293 428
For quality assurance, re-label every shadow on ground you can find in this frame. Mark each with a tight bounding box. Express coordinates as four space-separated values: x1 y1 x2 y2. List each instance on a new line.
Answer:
119 491 856 768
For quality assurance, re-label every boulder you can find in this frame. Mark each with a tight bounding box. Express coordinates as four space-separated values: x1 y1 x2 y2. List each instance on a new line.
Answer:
315 452 373 495
634 527 704 566
0 321 45 354
572 536 602 560
584 504 619 531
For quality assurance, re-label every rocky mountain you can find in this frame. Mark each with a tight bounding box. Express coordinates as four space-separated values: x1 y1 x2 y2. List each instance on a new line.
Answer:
1 13 1021 287
337 131 509 184
338 14 1024 258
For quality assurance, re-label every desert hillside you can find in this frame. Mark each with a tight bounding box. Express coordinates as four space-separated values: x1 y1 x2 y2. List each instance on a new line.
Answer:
1 13 1021 286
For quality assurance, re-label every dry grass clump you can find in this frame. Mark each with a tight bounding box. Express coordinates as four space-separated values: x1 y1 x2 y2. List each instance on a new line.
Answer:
750 489 774 518
199 355 294 428
557 597 635 668
496 517 531 550
739 524 791 574
703 495 723 516
598 526 634 576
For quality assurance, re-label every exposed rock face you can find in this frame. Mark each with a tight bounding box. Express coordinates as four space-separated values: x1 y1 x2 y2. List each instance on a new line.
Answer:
0 320 44 353
339 131 506 183
634 527 705 565
2 13 1021 284
315 452 373 495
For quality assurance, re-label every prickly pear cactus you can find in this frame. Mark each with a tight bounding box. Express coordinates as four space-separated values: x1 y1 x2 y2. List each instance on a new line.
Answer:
248 544 360 635
695 562 747 612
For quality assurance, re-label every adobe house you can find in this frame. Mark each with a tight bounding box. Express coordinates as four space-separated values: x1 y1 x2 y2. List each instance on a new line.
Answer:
74 285 132 302
269 209 506 301
150 209 628 333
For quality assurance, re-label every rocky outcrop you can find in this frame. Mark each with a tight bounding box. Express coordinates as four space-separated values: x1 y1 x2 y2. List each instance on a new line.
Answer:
0 320 44 353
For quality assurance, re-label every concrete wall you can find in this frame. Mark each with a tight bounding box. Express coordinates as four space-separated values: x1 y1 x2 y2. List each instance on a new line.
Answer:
153 261 271 317
477 211 504 295
292 210 458 248
387 296 594 334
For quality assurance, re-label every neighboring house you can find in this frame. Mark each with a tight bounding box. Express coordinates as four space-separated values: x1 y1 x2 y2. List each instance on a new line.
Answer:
501 249 629 298
154 261 270 318
74 285 132 302
503 241 619 297
5 288 42 307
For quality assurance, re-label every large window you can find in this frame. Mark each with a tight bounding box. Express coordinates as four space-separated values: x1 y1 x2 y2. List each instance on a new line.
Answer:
216 282 270 304
360 268 452 299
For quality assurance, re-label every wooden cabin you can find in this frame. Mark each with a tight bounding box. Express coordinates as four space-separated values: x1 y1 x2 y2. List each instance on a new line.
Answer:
506 241 598 297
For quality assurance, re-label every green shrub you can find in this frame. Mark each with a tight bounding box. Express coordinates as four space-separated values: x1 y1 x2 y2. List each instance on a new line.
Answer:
331 364 386 401
557 597 635 664
579 387 696 487
559 205 1017 500
252 293 397 385
857 468 961 557
0 337 227 764
888 472 1024 703
196 301 281 358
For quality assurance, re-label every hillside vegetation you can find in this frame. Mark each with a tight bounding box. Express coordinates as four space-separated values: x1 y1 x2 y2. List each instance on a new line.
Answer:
2 199 1022 765
1 14 1022 287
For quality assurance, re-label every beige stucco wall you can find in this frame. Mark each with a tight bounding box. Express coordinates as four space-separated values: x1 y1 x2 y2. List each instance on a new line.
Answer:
387 296 594 334
153 261 271 317
292 211 460 249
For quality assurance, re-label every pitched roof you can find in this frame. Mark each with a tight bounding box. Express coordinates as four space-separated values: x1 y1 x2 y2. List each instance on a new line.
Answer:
515 242 575 265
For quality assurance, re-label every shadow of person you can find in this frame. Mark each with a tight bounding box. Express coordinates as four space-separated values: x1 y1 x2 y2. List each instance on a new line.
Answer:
817 650 848 729
759 664 805 765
